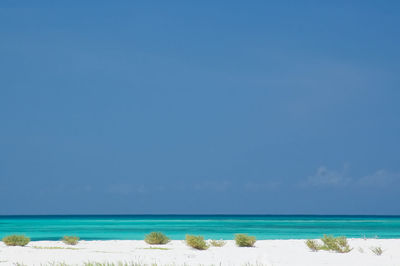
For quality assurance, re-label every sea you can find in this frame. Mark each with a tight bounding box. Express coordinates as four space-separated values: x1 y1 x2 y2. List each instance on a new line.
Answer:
0 215 399 240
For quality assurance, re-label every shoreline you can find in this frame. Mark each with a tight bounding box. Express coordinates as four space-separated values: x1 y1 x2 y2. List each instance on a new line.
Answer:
1 239 399 265
2 215 400 240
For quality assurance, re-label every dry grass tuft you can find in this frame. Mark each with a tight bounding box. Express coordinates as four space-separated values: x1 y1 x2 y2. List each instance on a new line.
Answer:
62 236 80 245
235 234 256 247
2 235 30 246
209 239 226 247
185 235 209 250
144 232 170 245
370 246 383 256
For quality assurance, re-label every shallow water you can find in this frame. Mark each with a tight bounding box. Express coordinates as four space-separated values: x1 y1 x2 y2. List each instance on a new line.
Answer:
0 215 399 240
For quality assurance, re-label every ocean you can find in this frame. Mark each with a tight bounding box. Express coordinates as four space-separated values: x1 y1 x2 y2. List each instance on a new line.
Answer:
0 215 399 240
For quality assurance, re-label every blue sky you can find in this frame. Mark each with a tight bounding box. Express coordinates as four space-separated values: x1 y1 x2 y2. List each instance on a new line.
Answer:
1 1 399 215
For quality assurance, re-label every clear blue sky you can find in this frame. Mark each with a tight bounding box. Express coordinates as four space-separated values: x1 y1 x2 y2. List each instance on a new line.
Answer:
1 1 399 215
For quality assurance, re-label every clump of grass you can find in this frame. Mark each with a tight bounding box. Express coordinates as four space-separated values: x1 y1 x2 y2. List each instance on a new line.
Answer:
32 246 80 250
2 235 30 246
209 239 226 247
12 263 154 266
305 239 320 252
83 263 146 266
305 235 352 253
62 236 80 245
142 247 170 250
144 232 170 245
317 235 352 253
235 234 256 247
185 235 209 250
370 246 383 256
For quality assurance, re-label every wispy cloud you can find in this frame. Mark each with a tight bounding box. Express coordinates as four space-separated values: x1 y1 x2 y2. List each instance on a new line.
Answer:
305 166 351 187
303 166 400 189
357 169 400 187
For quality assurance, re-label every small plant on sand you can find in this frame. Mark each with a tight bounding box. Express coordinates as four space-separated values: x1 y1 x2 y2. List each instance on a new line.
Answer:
62 236 80 245
319 235 351 253
144 232 170 245
142 246 170 250
370 246 383 256
305 235 351 253
83 263 146 266
2 235 30 246
235 234 256 247
209 239 226 247
185 235 209 250
32 246 80 250
305 239 320 252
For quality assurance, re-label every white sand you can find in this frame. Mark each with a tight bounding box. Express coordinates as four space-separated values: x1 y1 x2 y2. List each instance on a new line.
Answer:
0 239 399 265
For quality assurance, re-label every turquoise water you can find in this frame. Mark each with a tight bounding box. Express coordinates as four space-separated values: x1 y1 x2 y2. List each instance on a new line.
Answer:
0 215 399 240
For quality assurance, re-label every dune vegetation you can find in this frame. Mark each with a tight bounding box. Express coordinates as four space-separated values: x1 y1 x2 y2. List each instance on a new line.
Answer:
62 236 80 245
235 234 256 247
209 239 226 247
144 232 170 245
2 235 30 246
370 246 383 256
306 235 352 253
185 235 209 250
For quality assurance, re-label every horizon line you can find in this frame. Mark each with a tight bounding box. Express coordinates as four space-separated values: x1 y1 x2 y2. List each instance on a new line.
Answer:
1 214 400 217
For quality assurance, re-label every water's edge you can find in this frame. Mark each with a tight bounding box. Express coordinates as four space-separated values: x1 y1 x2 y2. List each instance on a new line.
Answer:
1 215 400 240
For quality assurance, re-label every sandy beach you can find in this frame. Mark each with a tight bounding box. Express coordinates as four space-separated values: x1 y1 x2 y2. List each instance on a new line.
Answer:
0 239 399 266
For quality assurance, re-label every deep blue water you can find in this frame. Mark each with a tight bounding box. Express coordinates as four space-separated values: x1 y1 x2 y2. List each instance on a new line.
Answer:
0 215 399 240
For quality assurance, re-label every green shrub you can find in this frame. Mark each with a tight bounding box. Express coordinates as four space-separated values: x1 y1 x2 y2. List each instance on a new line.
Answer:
319 235 351 253
370 246 383 256
235 234 256 247
185 235 209 250
305 239 320 252
209 239 226 247
2 235 30 246
62 236 80 245
144 232 170 245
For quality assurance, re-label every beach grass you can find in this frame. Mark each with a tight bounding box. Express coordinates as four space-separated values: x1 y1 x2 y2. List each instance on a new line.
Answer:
13 262 271 266
185 235 209 250
305 239 320 252
370 246 383 255
305 235 351 253
62 236 80 245
320 235 351 253
32 246 80 250
235 234 256 247
209 239 226 247
2 235 30 246
83 263 153 266
144 232 170 245
142 247 170 250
